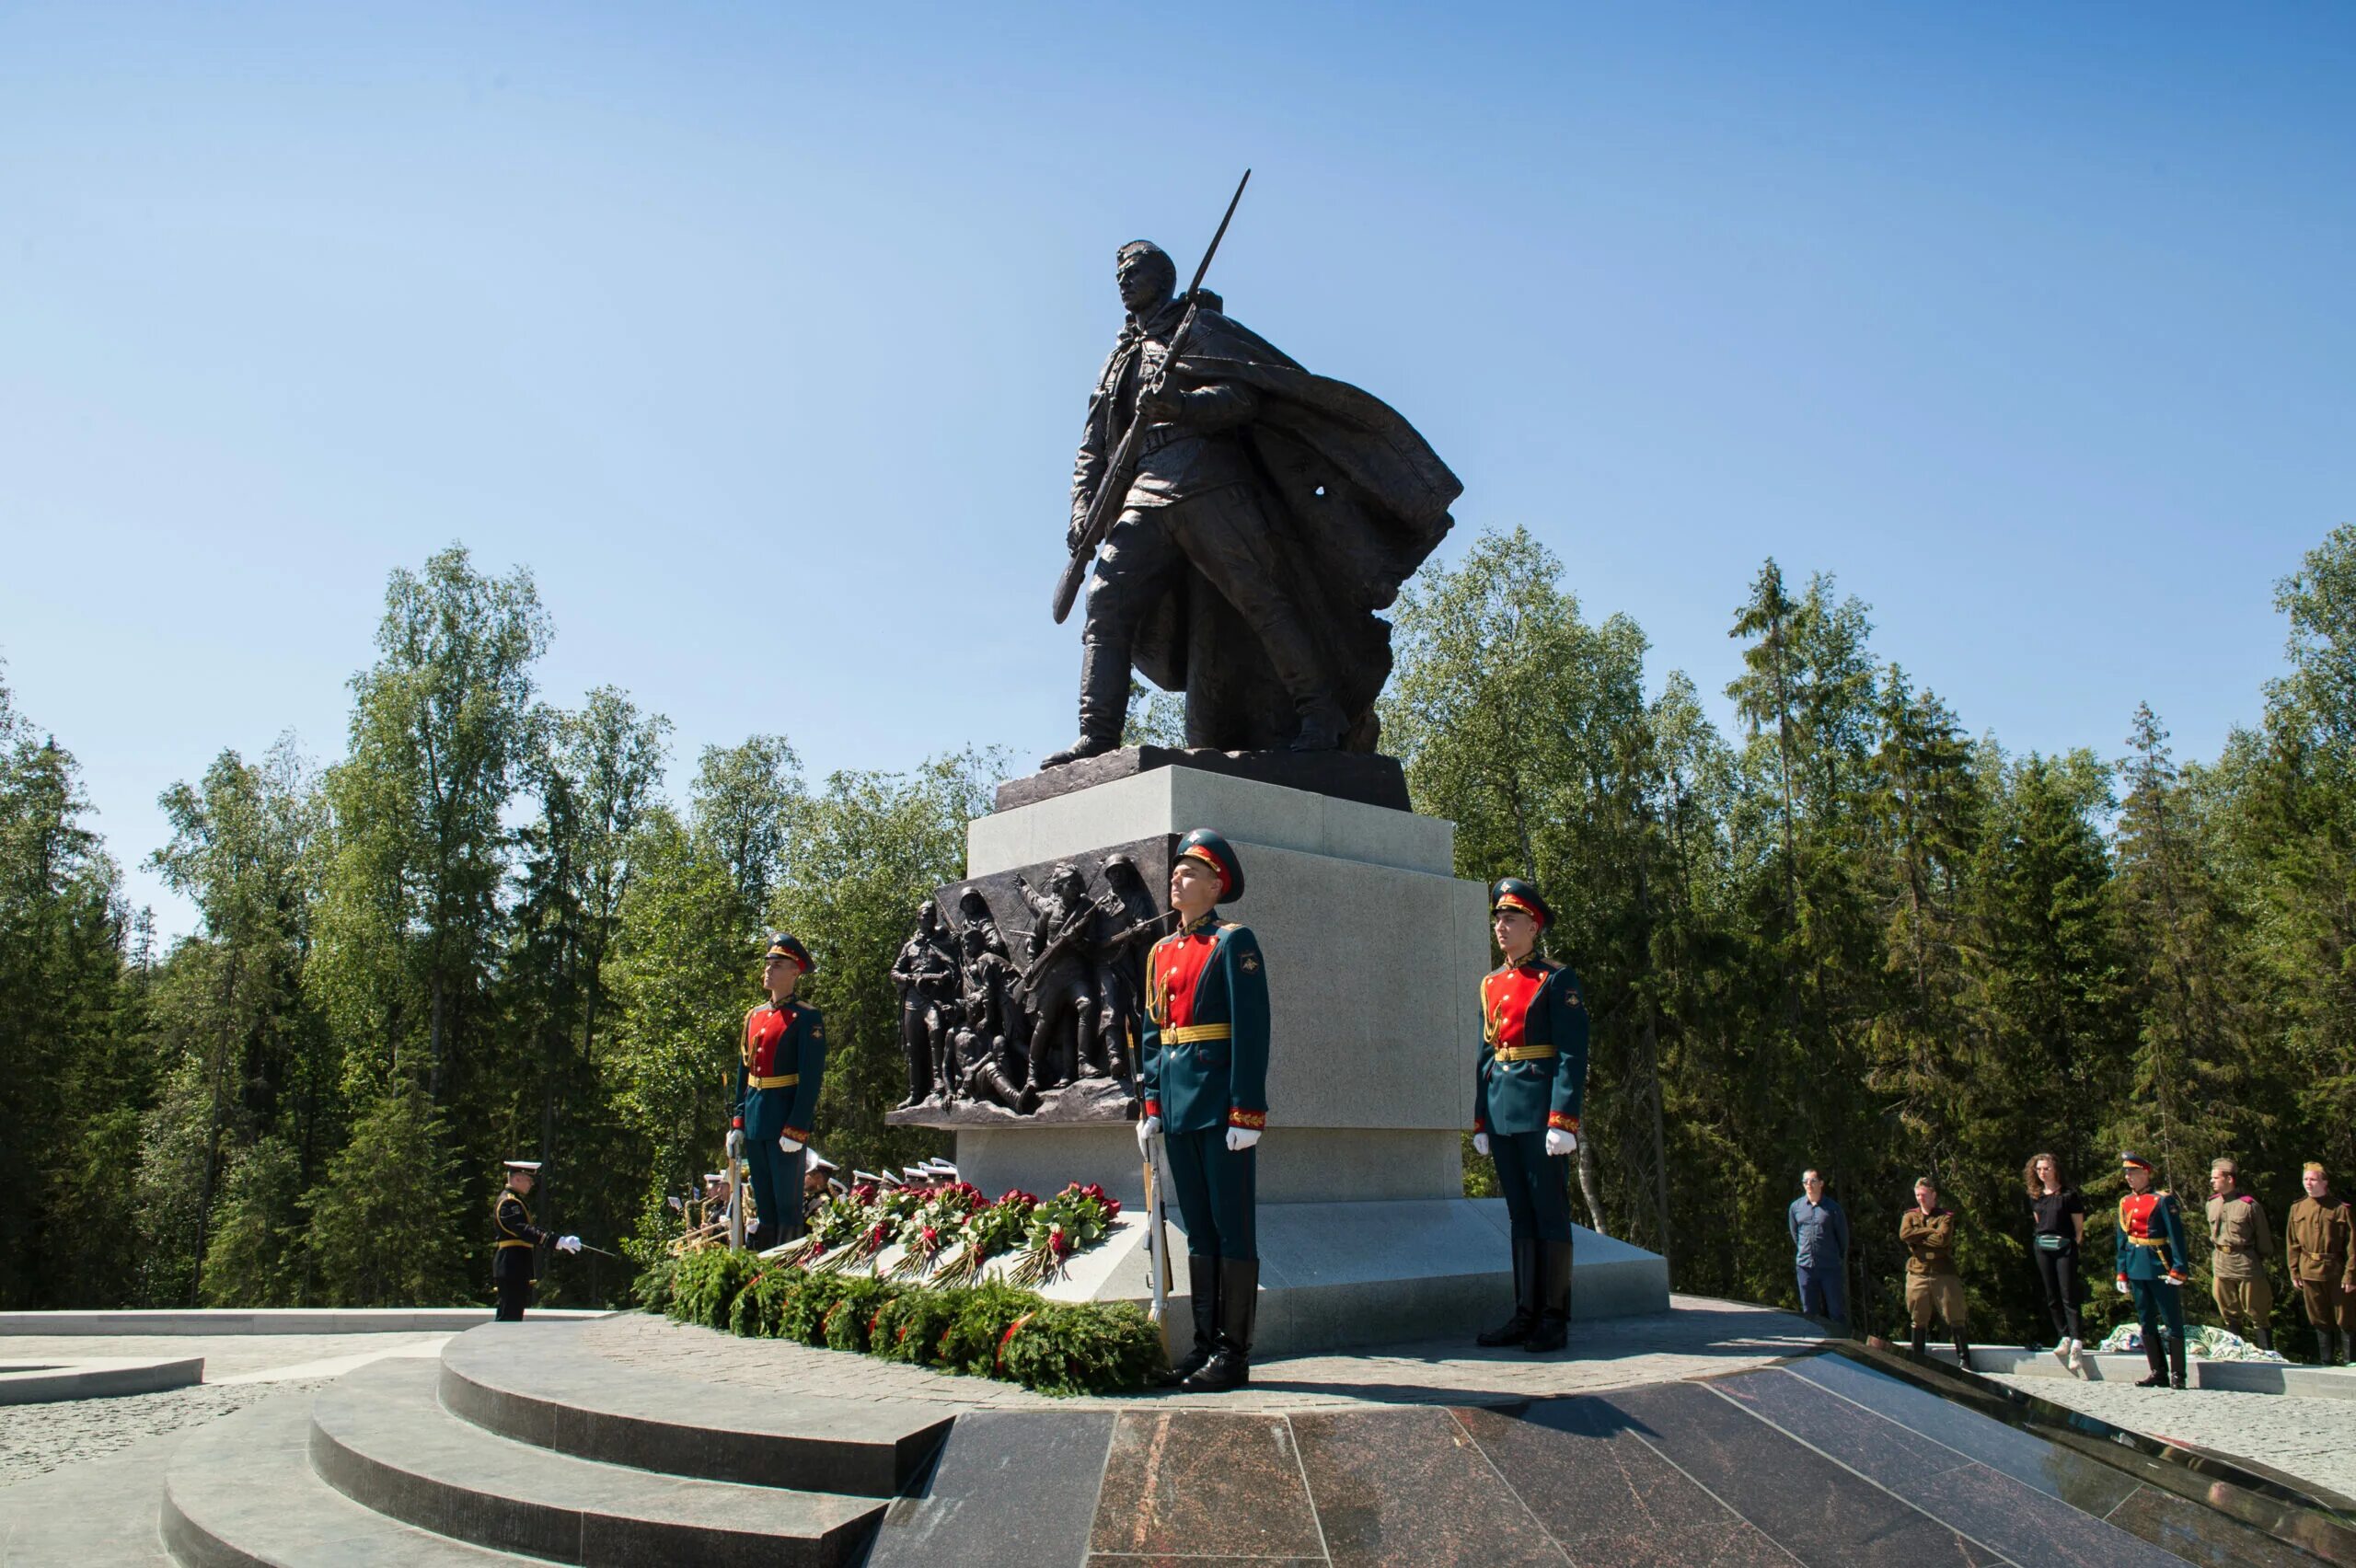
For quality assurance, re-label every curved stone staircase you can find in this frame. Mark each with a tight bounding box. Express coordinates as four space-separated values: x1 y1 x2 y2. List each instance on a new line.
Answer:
156 1321 949 1566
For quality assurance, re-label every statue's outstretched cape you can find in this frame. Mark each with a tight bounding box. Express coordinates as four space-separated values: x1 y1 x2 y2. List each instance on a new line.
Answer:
1090 306 1461 751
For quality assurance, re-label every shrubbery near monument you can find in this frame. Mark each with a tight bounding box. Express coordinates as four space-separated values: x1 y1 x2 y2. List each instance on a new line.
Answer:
646 1244 1166 1397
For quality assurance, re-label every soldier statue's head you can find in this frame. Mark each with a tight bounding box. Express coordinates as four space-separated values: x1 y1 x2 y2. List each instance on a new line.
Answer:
916 899 940 935
1049 862 1087 902
1116 239 1176 317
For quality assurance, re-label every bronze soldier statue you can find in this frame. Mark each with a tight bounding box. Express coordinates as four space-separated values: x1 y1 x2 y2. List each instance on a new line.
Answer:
890 901 959 1109
1043 202 1459 766
1014 865 1105 1088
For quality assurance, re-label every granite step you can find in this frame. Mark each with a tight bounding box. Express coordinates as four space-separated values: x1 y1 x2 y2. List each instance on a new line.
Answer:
438 1320 951 1496
311 1358 882 1567
159 1390 540 1567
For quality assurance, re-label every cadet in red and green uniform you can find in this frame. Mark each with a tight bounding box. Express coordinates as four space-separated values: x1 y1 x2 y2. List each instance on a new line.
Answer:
734 934 826 1251
2115 1151 2192 1389
491 1159 579 1322
1136 828 1269 1392
1471 877 1588 1355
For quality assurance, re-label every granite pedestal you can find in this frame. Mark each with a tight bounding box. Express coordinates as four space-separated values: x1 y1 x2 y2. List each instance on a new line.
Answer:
904 761 1670 1355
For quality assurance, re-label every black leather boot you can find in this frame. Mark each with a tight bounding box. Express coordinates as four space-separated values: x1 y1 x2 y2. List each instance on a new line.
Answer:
1159 1256 1218 1388
1910 1326 1927 1358
1953 1332 1972 1373
1476 1240 1539 1347
2167 1333 2189 1389
1041 640 1127 768
2135 1339 2168 1387
1182 1259 1258 1392
1523 1239 1574 1354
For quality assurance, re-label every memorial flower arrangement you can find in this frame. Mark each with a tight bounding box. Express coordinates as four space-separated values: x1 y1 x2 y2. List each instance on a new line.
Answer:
932 1188 1039 1287
885 1181 989 1280
652 1242 1164 1397
1006 1182 1120 1287
814 1181 930 1274
767 1181 876 1270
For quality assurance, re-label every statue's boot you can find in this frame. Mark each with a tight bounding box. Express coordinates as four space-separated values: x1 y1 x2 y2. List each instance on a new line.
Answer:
1042 640 1127 768
1182 1259 1258 1392
1159 1255 1219 1388
1289 696 1347 753
1476 1239 1539 1347
1523 1239 1574 1354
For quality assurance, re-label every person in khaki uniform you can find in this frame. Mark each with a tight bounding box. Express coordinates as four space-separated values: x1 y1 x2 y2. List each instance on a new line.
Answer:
2206 1158 2275 1351
2285 1161 2356 1365
1900 1176 1969 1370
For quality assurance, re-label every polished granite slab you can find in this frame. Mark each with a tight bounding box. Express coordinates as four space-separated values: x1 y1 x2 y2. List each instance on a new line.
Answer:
1710 1368 2184 1568
866 1409 1114 1568
859 1348 2337 1567
1289 1407 1563 1567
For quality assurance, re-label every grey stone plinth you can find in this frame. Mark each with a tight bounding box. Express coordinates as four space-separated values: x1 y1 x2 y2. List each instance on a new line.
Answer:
960 768 1484 1185
941 767 1670 1353
969 764 1453 880
1022 1201 1669 1357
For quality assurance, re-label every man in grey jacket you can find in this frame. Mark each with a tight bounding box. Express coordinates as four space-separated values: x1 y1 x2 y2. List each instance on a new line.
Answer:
1790 1170 1851 1329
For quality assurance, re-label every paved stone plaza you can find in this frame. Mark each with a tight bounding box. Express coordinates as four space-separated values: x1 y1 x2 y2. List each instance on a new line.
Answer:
1 1305 2350 1564
1989 1370 2356 1506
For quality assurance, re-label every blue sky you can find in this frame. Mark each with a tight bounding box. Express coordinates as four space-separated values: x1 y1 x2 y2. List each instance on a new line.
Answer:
3 2 2350 937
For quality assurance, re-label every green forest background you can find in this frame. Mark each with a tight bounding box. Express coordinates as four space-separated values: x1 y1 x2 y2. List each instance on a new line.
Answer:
3 523 2350 1351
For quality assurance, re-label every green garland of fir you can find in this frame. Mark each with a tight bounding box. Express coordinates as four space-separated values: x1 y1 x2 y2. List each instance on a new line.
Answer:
646 1245 1166 1397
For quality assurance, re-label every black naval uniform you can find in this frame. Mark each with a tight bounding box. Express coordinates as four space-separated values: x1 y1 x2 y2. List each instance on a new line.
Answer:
492 1187 552 1321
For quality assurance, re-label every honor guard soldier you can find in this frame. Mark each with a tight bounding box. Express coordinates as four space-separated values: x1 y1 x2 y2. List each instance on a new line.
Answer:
492 1160 580 1322
1471 878 1588 1354
734 934 827 1251
1137 828 1269 1392
2115 1152 2192 1389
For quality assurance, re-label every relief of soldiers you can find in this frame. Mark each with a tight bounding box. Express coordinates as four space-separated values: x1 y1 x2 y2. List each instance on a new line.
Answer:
951 921 1040 1113
890 900 960 1109
1091 852 1168 1084
1014 863 1107 1090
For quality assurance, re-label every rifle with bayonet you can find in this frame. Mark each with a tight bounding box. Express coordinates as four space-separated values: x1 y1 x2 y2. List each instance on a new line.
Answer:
1050 168 1252 625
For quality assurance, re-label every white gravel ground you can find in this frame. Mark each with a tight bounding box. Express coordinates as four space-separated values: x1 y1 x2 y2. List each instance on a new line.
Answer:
1991 1371 2356 1502
0 1378 331 1486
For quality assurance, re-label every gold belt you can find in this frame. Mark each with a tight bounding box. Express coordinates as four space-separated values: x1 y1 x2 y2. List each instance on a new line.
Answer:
1163 1023 1232 1044
496 1239 534 1250
2128 1234 2165 1247
746 1074 799 1090
1496 1045 1556 1063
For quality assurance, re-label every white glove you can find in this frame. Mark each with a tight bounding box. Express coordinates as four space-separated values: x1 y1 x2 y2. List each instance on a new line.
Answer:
1226 1126 1261 1152
778 1134 803 1154
1472 1132 1491 1158
1137 1114 1161 1155
725 1129 745 1159
1545 1128 1576 1158
2116 1278 2131 1296
556 1235 582 1254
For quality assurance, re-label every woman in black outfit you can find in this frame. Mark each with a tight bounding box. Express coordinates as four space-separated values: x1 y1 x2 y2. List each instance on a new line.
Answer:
2027 1151 2088 1374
